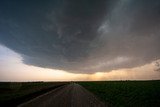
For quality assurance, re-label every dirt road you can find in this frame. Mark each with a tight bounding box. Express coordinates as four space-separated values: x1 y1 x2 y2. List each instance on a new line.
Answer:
18 83 106 107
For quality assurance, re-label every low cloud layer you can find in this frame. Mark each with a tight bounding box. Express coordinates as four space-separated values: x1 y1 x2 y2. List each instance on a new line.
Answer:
0 0 160 73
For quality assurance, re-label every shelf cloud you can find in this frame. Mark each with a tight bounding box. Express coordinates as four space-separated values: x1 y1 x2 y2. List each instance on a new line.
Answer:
0 0 160 73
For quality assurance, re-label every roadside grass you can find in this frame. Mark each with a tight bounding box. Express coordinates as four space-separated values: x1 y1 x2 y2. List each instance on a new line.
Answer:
78 80 160 107
0 82 67 106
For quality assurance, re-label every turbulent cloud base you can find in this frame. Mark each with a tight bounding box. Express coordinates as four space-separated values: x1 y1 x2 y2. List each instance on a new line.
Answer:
0 0 160 73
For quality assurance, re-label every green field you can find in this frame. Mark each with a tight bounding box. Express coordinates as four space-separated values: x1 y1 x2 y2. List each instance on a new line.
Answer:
0 82 67 107
0 81 160 107
78 80 160 107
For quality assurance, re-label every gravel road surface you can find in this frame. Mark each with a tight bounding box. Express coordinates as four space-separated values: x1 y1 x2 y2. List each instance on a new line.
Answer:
18 83 106 107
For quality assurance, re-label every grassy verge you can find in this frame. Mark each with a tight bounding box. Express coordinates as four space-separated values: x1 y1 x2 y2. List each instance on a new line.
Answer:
78 80 160 107
0 82 68 107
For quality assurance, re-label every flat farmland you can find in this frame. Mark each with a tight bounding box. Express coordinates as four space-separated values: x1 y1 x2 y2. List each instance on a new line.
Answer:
0 81 160 107
0 82 68 107
78 80 160 107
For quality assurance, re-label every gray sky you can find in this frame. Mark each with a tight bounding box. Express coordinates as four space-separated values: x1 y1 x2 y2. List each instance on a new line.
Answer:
0 0 160 75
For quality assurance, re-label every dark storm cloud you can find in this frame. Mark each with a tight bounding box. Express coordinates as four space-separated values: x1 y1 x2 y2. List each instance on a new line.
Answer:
0 0 160 73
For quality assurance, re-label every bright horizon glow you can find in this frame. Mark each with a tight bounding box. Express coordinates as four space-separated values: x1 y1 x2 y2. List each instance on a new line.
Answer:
0 44 160 81
1 0 160 82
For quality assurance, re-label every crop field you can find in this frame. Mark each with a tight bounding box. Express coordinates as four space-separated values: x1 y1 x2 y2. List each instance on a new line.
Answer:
0 82 67 107
78 80 160 107
0 81 160 107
